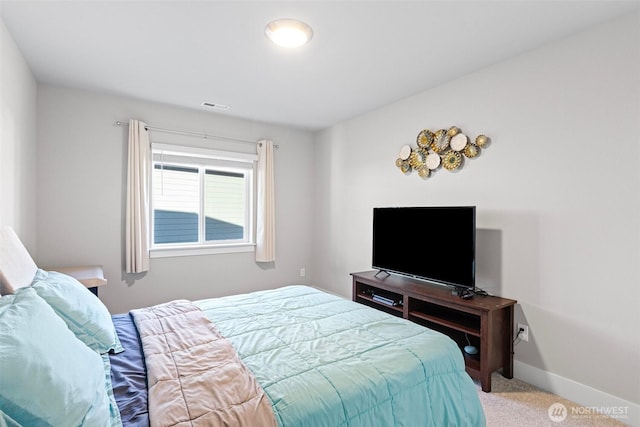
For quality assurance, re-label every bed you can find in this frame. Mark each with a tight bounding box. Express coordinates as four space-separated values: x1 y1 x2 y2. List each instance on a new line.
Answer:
0 226 485 426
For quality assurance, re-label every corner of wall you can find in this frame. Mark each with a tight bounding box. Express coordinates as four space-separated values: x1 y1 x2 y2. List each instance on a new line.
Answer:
0 16 38 254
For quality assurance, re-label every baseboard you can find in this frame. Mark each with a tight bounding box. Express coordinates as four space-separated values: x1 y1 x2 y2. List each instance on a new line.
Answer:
513 360 638 426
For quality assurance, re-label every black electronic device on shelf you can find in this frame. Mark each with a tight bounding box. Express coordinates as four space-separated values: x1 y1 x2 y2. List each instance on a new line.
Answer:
372 293 402 307
363 287 403 307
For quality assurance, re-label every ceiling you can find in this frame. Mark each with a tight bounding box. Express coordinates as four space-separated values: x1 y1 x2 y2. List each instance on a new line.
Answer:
1 1 638 131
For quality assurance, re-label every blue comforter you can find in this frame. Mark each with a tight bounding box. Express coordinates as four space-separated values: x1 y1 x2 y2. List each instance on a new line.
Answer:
195 285 485 427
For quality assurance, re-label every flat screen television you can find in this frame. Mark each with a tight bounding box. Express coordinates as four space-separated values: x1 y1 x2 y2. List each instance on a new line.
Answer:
372 206 476 290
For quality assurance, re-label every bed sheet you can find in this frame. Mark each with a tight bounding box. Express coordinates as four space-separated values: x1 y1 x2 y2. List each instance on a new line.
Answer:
195 285 485 427
109 313 149 427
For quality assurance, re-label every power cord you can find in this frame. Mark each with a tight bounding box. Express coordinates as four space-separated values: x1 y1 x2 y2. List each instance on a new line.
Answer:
513 327 525 345
510 327 525 355
473 286 489 296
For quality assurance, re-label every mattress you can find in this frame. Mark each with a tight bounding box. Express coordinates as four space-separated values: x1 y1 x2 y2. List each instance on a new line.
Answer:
110 285 485 426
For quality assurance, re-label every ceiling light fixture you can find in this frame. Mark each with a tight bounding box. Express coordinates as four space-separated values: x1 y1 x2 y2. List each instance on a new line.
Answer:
265 18 313 48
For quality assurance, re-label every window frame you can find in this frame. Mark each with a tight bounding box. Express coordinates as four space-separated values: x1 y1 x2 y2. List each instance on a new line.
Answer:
149 143 257 258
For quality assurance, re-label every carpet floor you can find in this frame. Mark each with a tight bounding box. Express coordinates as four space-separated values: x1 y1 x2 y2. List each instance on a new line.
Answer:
476 373 628 426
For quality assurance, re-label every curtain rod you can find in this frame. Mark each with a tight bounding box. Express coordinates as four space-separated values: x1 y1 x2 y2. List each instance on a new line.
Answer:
114 121 278 148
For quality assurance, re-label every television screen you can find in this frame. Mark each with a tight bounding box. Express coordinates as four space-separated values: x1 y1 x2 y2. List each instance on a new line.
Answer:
372 206 476 289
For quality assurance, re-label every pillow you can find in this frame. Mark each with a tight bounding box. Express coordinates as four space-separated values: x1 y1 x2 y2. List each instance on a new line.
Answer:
0 288 116 426
0 226 38 295
32 269 123 354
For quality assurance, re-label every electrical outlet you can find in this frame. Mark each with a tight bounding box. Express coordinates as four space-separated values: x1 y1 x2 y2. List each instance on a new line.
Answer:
517 323 529 342
300 268 306 277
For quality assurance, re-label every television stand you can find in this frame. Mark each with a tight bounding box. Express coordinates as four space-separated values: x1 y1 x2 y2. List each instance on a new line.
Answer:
351 270 517 392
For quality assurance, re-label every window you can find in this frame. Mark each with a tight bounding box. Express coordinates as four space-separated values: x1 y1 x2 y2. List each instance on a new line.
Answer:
150 143 256 257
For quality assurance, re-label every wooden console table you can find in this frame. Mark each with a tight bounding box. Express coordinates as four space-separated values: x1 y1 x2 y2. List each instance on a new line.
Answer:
351 270 516 392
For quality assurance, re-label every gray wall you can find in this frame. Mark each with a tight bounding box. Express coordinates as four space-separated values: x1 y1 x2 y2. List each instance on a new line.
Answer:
0 18 37 252
35 86 315 313
312 13 640 405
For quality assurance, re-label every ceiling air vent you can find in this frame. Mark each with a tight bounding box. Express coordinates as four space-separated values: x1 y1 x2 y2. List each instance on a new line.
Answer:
201 102 230 111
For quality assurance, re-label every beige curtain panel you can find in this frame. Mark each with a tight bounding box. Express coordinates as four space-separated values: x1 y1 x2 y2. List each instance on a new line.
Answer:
126 119 151 273
256 140 275 262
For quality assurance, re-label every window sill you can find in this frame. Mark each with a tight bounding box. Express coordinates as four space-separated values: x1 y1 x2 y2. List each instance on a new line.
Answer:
150 243 255 258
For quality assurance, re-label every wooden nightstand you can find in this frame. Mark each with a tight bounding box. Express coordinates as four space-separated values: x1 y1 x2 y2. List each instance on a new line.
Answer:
47 265 107 296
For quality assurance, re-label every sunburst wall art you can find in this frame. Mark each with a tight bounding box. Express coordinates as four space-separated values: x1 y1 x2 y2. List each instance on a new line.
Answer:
395 126 490 179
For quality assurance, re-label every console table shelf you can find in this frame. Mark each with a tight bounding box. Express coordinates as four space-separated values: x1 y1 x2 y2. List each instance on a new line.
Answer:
408 310 480 337
351 270 517 392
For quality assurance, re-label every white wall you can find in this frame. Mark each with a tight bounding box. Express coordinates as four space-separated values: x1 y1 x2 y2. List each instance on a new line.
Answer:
0 18 37 252
36 86 315 313
313 12 640 409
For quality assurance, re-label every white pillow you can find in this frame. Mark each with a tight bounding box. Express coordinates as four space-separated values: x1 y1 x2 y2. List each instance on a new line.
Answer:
0 227 37 295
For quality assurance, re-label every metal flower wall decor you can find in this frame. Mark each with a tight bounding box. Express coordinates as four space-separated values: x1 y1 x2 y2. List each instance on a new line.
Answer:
395 126 490 179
